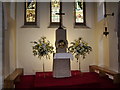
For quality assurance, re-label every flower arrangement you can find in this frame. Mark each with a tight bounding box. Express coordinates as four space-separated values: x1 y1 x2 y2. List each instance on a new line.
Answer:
68 37 92 60
31 36 54 59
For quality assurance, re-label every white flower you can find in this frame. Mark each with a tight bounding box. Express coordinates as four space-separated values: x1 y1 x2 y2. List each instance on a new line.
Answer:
68 37 92 59
79 43 83 47
31 36 54 59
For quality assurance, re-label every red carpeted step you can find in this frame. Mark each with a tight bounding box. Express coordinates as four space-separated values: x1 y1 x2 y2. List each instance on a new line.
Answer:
99 76 117 88
15 71 118 88
15 75 35 88
34 72 100 88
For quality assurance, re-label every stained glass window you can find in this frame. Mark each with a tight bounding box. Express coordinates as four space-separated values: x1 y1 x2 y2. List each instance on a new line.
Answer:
25 0 37 25
75 0 85 25
50 0 60 23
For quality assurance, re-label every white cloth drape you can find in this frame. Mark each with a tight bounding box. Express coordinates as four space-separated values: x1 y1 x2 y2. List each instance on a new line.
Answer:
54 53 73 60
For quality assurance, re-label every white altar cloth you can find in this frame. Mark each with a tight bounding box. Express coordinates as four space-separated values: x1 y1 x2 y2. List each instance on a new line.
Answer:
54 53 73 60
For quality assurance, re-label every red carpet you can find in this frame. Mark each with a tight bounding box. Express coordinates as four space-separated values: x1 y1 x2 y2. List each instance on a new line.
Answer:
15 71 118 88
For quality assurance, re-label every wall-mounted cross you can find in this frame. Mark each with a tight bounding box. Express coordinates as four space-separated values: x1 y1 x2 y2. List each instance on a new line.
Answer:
56 3 65 29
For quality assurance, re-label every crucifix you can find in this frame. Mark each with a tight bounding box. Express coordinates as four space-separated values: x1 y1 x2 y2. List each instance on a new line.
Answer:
56 2 65 29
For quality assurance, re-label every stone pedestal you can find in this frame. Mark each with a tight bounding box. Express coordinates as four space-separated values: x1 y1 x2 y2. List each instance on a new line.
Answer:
55 28 68 53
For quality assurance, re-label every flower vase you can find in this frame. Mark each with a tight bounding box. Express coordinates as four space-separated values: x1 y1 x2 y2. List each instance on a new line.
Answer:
78 58 81 72
42 58 45 78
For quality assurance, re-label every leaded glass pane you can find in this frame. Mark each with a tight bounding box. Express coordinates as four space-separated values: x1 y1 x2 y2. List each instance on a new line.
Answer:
51 0 60 23
75 0 84 23
26 0 36 23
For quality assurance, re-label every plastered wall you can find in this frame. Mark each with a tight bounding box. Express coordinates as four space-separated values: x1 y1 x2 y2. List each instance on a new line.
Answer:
95 2 119 72
4 2 118 75
3 2 16 78
16 2 98 74
107 2 119 72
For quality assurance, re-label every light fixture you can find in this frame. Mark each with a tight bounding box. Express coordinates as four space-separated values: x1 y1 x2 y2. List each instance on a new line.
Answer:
103 27 109 37
103 2 114 37
104 13 114 18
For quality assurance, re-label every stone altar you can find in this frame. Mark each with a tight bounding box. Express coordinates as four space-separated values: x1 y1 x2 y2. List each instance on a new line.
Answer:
53 53 73 78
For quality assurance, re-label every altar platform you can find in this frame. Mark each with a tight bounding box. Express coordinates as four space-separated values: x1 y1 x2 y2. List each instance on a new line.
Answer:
15 71 118 88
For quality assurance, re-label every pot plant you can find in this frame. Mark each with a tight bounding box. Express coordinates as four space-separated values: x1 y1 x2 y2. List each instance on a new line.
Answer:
68 37 92 71
31 36 54 77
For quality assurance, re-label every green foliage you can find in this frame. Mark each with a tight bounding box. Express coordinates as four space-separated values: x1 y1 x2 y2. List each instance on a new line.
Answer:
31 36 54 59
68 37 92 60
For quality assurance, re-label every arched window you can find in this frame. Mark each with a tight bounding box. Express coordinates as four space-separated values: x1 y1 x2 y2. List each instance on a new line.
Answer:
50 0 61 27
75 0 86 26
24 0 37 25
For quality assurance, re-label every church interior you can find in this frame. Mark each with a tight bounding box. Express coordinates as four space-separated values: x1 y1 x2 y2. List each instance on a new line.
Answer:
0 0 120 89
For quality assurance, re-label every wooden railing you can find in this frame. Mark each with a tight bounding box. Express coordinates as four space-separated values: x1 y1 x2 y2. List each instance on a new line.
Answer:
4 68 24 88
89 65 120 84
